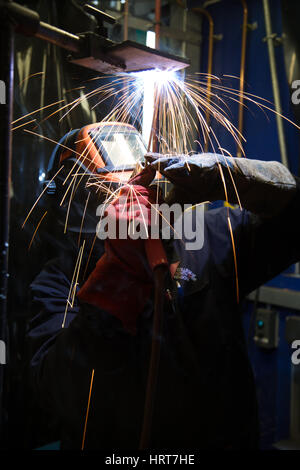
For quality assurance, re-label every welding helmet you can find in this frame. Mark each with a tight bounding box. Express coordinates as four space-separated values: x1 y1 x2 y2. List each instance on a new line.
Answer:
46 122 147 188
43 122 147 251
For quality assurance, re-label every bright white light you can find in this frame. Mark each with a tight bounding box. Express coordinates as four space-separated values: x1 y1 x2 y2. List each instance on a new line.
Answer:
142 31 156 145
142 76 155 145
101 134 136 166
139 70 177 86
139 69 177 146
134 26 179 148
146 31 156 49
39 172 46 182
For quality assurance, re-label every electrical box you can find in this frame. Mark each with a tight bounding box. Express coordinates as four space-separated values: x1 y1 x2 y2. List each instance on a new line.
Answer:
254 308 279 349
285 316 300 344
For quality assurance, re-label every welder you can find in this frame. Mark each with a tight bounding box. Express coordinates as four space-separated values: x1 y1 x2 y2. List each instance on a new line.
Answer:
27 144 300 450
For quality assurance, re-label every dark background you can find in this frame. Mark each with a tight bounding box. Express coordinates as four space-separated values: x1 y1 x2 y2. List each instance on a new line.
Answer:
2 0 300 449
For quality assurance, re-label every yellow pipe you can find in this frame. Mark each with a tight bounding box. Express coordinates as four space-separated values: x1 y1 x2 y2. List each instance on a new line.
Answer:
193 7 214 151
237 0 248 157
155 0 161 50
177 0 214 151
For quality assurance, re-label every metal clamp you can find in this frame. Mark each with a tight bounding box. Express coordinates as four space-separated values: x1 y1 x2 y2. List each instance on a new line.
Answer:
262 32 285 46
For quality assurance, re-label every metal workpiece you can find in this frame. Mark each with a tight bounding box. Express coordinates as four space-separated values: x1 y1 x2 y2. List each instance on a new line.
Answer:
68 32 126 74
262 0 289 168
2 1 190 73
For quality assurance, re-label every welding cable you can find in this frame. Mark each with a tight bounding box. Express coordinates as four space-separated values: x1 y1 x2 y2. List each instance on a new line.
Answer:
139 261 168 450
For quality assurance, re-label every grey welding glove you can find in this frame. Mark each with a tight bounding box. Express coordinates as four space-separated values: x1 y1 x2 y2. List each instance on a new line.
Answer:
146 152 297 217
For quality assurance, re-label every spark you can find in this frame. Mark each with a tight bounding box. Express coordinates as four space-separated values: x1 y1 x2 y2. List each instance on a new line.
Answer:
23 129 82 156
12 99 65 125
62 240 86 329
82 233 98 281
21 165 64 229
27 211 48 251
12 119 37 131
21 69 300 309
81 368 95 451
18 71 44 87
227 214 239 304
63 175 77 234
78 192 91 247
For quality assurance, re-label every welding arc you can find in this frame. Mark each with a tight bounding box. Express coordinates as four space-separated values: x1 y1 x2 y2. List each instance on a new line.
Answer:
139 264 168 449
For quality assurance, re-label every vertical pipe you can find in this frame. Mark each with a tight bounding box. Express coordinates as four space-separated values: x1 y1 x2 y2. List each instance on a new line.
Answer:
181 6 187 58
177 1 214 151
155 0 161 50
176 2 229 155
151 0 161 152
236 0 248 157
262 0 289 167
193 8 214 151
175 0 187 58
123 0 129 41
0 4 14 431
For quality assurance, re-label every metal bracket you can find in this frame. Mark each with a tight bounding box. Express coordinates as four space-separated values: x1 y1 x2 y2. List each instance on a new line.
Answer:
213 33 223 42
262 32 284 46
2 1 190 73
68 32 126 73
247 21 258 31
203 0 222 7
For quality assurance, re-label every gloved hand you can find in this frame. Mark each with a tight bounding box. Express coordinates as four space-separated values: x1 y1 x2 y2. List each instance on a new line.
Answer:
77 166 169 334
146 152 297 217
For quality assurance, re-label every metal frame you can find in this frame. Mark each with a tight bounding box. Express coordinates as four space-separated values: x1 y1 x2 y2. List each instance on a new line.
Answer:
247 286 300 311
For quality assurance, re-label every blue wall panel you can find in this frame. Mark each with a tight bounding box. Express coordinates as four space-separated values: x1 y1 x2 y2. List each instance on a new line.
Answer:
199 0 299 173
243 303 293 448
196 0 300 448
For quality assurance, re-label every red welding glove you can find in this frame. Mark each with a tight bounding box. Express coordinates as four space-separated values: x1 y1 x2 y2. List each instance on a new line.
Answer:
77 166 168 334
